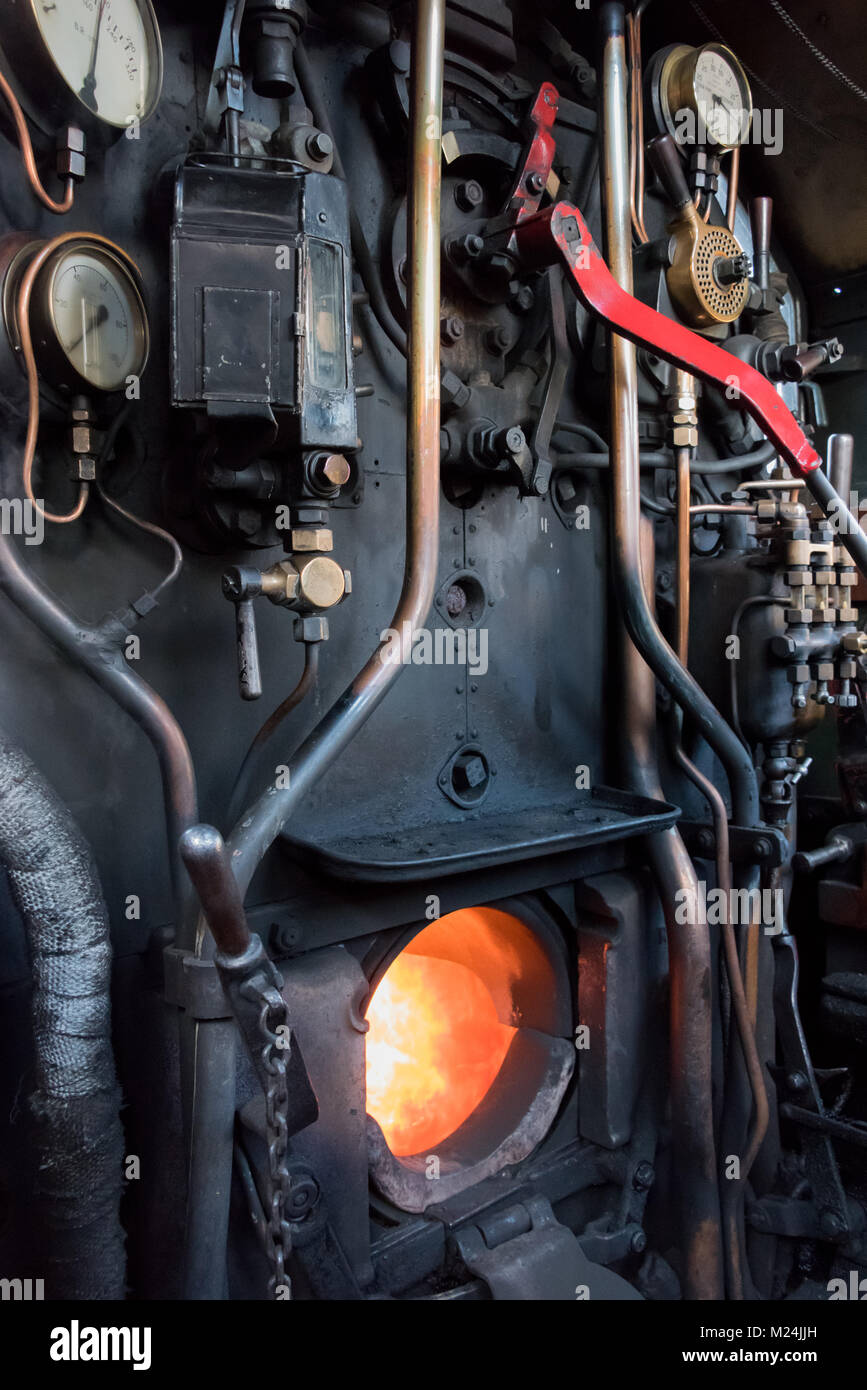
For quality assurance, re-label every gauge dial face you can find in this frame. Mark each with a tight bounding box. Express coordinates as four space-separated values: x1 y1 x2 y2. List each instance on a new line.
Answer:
693 47 750 148
29 0 162 127
48 246 148 392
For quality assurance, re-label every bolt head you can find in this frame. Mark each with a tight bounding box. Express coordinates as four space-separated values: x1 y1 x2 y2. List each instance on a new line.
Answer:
306 130 333 162
455 179 484 211
320 453 351 488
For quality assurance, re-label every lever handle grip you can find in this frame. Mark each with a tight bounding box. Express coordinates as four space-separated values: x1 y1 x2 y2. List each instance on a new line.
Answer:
828 432 854 500
234 598 262 701
750 196 773 291
646 134 692 212
179 824 251 958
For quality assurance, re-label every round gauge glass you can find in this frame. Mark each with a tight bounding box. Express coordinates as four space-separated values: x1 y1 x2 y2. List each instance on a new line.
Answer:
47 245 148 392
692 46 750 149
29 0 163 127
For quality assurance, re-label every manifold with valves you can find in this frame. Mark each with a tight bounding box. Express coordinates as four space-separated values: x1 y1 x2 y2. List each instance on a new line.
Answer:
0 0 865 1317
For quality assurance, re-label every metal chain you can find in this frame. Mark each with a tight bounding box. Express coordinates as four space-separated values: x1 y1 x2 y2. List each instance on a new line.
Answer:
257 982 294 1299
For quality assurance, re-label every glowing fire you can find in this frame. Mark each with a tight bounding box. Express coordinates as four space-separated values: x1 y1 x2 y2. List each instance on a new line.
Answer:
365 950 515 1157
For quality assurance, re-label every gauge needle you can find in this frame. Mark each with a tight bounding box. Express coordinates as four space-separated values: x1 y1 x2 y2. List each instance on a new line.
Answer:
80 0 109 109
68 303 109 353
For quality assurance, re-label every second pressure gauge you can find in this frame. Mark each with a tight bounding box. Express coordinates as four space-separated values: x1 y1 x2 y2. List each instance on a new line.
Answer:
0 0 163 142
3 235 149 395
649 43 752 151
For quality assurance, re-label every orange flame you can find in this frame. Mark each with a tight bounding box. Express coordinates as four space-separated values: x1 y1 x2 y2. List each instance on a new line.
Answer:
365 950 515 1157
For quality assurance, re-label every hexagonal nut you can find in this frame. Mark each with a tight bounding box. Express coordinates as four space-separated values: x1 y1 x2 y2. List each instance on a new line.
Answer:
296 555 346 610
787 664 811 684
70 424 93 454
73 456 96 481
56 125 86 181
785 608 813 625
838 571 857 586
842 631 867 655
293 615 329 643
666 398 697 416
757 500 778 522
815 662 835 681
441 369 470 409
290 527 333 552
786 570 809 586
813 569 835 585
839 659 857 679
262 560 300 605
669 425 699 449
837 607 858 624
770 635 797 658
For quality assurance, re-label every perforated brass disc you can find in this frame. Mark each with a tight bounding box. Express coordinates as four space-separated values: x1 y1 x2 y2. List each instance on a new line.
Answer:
692 226 749 323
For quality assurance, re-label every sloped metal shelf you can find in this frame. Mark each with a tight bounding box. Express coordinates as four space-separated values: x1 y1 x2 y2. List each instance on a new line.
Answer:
281 785 679 883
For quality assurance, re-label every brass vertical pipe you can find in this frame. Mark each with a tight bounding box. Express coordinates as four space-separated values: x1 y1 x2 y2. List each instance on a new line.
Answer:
675 448 690 659
600 3 724 1299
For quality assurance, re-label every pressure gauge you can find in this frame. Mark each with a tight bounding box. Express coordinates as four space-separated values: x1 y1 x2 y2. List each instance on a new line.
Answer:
3 235 149 394
649 43 752 151
0 0 163 142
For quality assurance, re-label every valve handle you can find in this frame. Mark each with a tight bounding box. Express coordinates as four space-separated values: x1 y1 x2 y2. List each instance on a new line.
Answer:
234 598 262 701
646 134 692 212
222 565 264 701
750 196 773 291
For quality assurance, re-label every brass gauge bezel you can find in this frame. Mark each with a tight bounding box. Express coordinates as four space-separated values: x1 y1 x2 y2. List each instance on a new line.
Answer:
3 236 150 396
0 0 163 146
655 42 752 152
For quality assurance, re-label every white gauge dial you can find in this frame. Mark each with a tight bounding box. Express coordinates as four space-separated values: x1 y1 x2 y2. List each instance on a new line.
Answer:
49 247 147 392
693 48 749 148
30 0 161 127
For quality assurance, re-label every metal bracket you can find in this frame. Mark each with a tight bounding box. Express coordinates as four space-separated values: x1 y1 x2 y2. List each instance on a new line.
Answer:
678 820 789 867
454 1194 642 1300
163 946 232 1020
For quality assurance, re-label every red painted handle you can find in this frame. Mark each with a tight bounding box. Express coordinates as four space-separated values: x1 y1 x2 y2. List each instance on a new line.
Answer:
515 202 821 477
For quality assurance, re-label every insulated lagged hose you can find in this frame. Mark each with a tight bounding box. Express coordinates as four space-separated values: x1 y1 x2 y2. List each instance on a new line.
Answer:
0 729 125 1299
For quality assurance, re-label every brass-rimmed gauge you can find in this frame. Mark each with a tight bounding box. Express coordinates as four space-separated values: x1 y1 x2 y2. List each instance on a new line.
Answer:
3 234 149 394
650 43 752 151
0 0 163 143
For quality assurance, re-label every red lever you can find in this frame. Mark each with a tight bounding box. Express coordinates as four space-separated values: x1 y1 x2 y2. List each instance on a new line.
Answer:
514 202 822 478
504 82 559 226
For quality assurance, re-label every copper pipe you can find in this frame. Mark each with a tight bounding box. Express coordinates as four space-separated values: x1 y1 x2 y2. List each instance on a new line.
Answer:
600 4 724 1300
675 444 692 663
626 13 648 244
667 220 766 1305
689 503 756 516
726 145 740 231
0 71 74 214
226 642 320 825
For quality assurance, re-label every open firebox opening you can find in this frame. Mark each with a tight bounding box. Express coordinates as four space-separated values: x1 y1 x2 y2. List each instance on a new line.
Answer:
365 937 516 1156
364 905 575 1209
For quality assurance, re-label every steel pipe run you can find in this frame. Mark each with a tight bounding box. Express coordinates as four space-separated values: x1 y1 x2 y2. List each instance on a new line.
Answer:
0 532 198 929
179 0 446 1297
600 3 724 1300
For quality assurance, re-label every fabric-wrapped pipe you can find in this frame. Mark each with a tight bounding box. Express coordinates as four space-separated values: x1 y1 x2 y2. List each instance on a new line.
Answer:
0 729 125 1299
